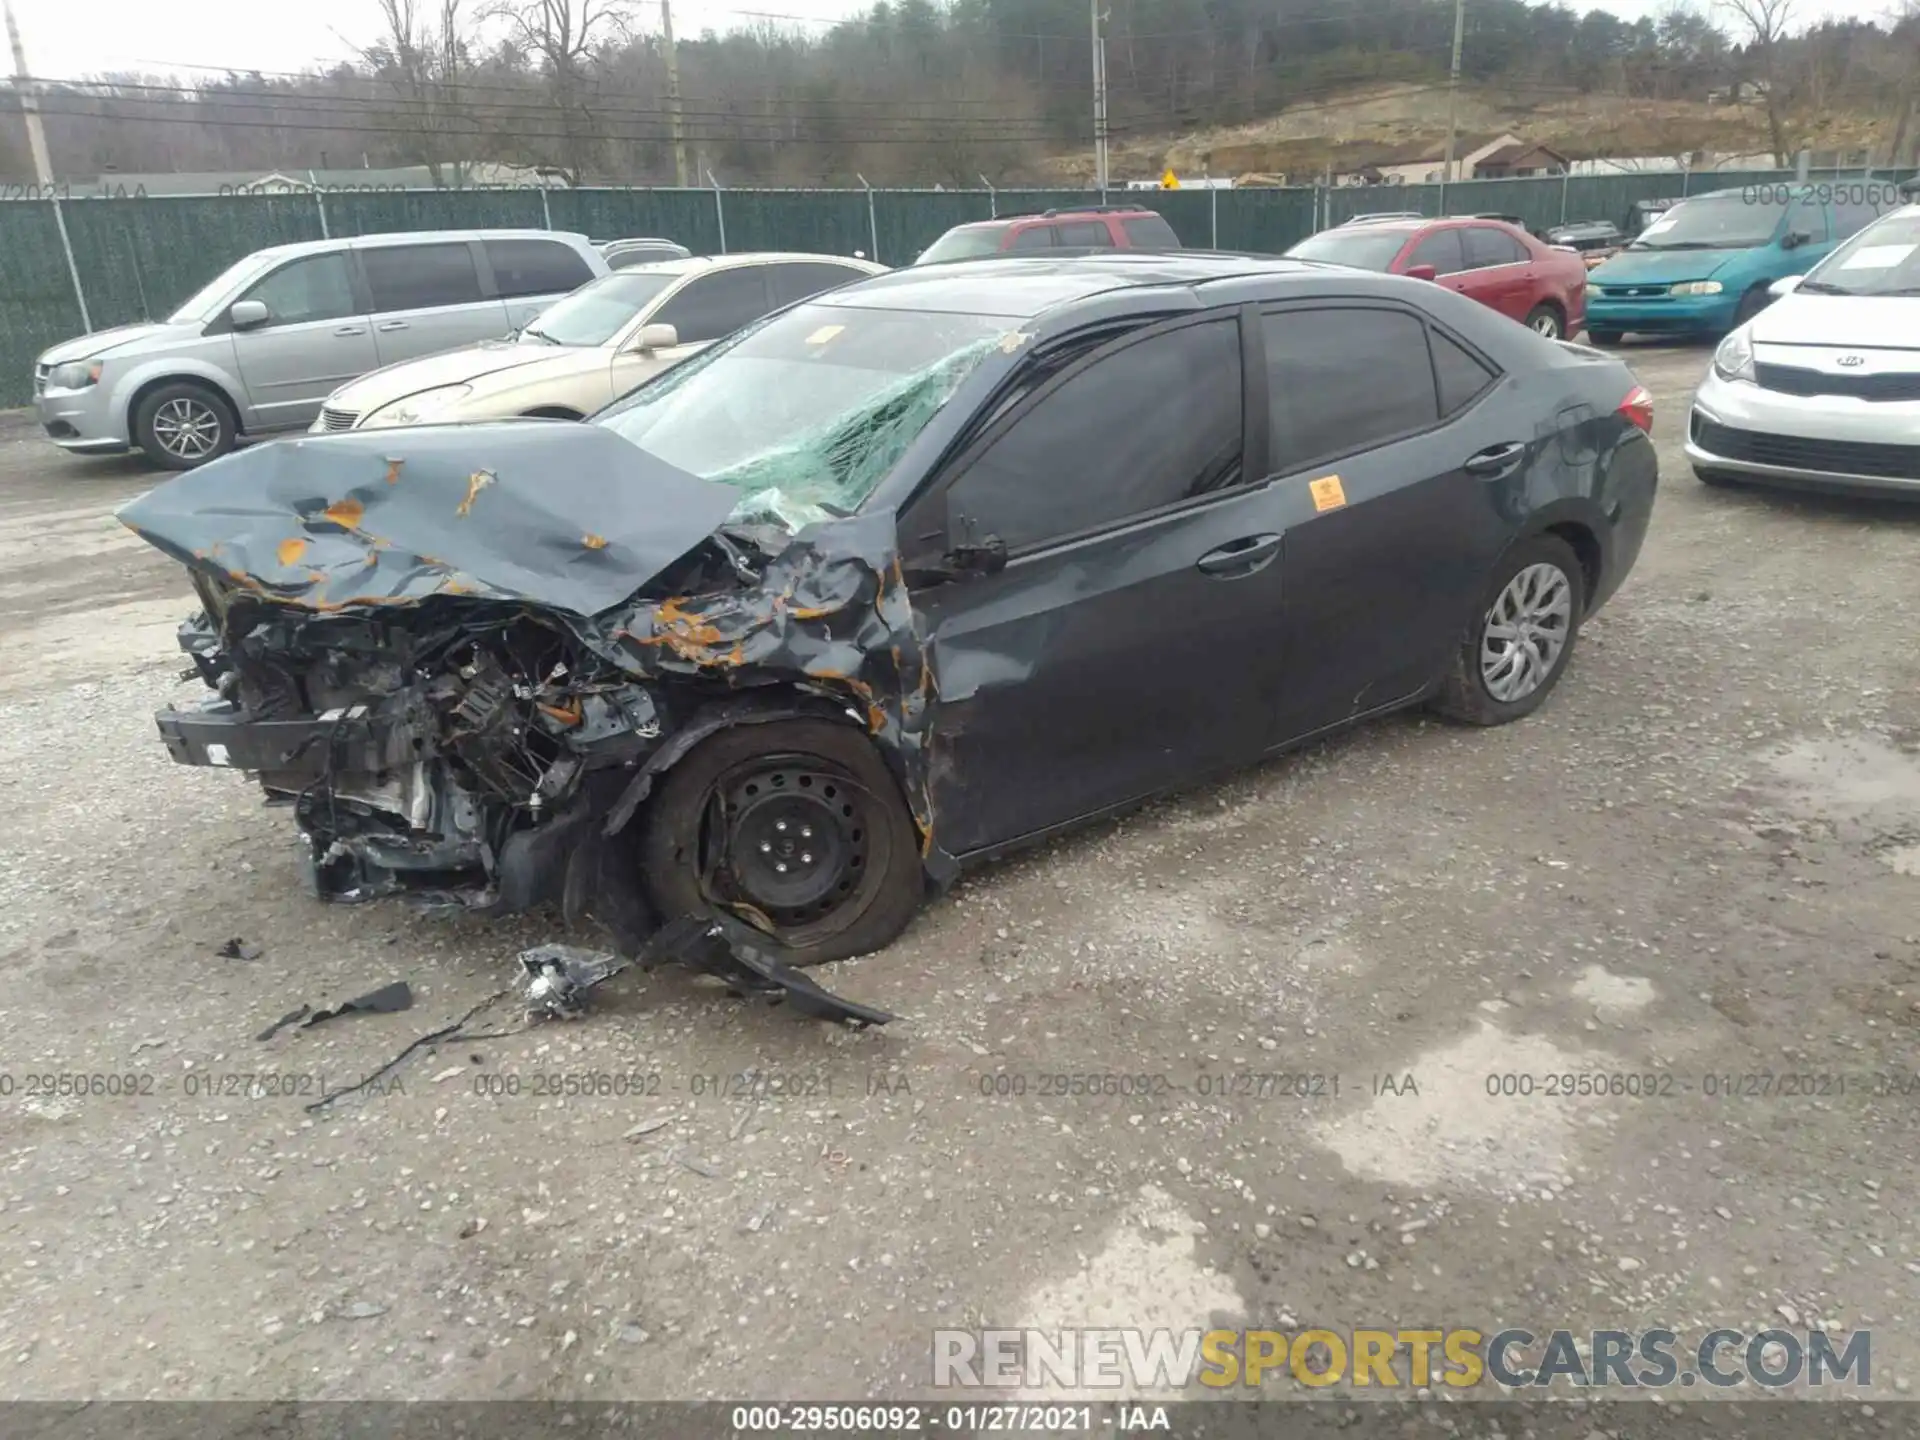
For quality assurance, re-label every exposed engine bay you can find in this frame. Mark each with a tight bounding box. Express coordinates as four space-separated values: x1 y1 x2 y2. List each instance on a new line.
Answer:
124 422 949 965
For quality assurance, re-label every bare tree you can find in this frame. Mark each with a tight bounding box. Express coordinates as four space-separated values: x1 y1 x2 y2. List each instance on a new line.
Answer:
478 0 634 183
363 0 476 185
1716 0 1795 164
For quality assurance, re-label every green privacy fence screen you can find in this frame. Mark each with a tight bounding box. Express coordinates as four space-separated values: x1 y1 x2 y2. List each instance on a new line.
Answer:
0 168 1892 408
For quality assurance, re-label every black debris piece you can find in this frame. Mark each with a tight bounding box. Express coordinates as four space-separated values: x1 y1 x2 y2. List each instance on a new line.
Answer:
517 913 894 1028
216 937 264 961
302 981 414 1027
255 1005 311 1042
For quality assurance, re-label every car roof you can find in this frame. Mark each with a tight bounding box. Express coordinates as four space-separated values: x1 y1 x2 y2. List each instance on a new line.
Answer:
812 251 1333 320
593 251 884 278
247 228 594 263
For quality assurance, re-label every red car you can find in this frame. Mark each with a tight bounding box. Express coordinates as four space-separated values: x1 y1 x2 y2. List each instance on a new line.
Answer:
1285 217 1588 341
916 205 1183 264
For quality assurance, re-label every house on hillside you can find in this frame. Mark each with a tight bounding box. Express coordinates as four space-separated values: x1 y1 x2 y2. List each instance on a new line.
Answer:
1472 140 1571 178
1335 133 1566 185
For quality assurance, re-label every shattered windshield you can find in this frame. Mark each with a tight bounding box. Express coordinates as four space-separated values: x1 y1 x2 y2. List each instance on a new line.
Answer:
596 301 1011 527
520 271 677 346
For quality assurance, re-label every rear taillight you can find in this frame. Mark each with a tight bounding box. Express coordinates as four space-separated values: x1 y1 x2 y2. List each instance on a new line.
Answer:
1618 384 1654 434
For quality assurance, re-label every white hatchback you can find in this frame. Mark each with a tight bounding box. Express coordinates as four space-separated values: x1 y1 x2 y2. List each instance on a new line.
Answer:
1689 204 1920 494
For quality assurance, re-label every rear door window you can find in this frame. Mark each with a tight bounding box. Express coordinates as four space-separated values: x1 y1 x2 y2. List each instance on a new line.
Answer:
1461 227 1527 269
362 243 485 311
767 261 871 307
1008 225 1056 250
1055 220 1114 247
486 238 594 298
1262 307 1439 471
650 267 774 344
1431 329 1498 415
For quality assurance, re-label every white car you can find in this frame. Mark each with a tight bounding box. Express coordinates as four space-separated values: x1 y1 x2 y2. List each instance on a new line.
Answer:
310 252 886 433
1689 204 1920 495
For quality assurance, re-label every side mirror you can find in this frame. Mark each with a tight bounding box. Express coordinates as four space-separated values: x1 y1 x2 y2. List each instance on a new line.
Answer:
1769 274 1803 298
633 322 679 353
229 299 270 331
1781 230 1811 251
1404 263 1439 282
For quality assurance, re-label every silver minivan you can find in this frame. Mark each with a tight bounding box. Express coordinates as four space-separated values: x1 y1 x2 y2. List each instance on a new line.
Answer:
32 229 608 469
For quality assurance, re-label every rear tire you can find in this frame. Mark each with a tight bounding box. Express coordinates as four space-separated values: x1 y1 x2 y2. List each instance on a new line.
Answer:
1524 304 1565 340
1432 534 1586 727
639 718 924 966
133 381 237 470
1586 327 1623 346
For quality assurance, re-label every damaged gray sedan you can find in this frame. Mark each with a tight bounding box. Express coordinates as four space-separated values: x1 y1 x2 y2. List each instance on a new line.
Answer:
125 253 1656 965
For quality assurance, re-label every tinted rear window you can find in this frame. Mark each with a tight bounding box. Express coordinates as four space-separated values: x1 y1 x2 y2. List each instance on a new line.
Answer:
1121 213 1181 248
486 238 594 298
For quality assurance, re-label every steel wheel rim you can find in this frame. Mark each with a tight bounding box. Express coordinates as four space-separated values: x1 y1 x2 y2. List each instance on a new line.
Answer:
1531 311 1561 337
699 754 887 938
1480 562 1572 702
152 397 221 459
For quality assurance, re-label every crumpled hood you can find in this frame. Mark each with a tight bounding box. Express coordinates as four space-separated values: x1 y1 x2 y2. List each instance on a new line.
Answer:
1591 247 1749 284
116 423 740 617
327 340 589 413
1749 293 1920 350
38 322 188 366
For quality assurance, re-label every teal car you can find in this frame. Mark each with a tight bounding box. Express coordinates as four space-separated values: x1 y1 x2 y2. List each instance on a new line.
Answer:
1584 184 1899 344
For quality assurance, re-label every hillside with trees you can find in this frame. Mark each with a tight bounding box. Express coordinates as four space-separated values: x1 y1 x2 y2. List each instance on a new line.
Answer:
1 0 1916 187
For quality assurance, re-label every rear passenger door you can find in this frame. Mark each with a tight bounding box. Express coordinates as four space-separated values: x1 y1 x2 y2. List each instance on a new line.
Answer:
1259 303 1515 741
903 312 1298 853
223 250 376 431
1053 220 1114 250
358 241 510 364
484 237 598 333
1455 225 1534 320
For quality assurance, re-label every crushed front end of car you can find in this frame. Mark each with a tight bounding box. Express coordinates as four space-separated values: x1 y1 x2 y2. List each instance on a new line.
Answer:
119 422 948 956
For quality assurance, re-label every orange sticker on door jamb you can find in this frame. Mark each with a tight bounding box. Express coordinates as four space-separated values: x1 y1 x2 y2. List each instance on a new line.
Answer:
1309 475 1347 512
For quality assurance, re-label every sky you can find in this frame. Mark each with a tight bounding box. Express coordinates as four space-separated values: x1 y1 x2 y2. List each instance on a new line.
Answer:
8 0 1904 83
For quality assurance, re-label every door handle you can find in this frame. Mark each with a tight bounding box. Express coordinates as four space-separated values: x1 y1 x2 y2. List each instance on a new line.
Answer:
376 320 411 332
1464 441 1527 476
333 325 367 336
1196 533 1282 577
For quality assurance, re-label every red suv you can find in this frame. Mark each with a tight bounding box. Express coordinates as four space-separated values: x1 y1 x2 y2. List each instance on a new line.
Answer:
916 206 1183 264
1285 217 1588 341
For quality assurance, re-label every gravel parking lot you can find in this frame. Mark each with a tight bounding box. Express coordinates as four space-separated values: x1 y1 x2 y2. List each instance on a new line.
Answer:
1 344 1917 1405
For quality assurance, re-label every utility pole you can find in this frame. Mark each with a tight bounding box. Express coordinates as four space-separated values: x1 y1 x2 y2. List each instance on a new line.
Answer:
662 0 689 188
1438 0 1465 215
1090 0 1109 193
4 0 54 185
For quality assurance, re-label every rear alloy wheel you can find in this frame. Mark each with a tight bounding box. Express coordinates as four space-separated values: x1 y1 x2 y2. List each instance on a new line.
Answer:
1432 534 1586 726
1525 304 1565 340
639 719 924 965
134 381 237 470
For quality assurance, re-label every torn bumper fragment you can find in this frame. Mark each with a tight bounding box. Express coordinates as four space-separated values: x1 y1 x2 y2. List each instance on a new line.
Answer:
121 421 951 957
